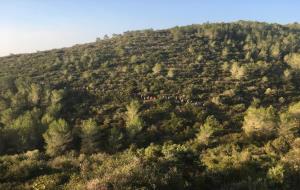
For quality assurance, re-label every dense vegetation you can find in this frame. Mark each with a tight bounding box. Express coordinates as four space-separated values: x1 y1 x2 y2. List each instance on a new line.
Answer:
1 21 300 189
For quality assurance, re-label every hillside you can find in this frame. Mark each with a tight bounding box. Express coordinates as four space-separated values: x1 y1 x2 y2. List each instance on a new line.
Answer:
1 21 300 189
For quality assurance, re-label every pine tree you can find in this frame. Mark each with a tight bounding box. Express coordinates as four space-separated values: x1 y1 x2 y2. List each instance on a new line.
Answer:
43 119 73 156
196 115 221 145
125 101 143 138
152 63 163 74
80 118 102 154
9 110 42 152
243 106 278 139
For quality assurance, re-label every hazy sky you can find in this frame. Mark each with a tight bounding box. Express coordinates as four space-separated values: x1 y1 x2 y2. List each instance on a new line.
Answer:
1 0 300 56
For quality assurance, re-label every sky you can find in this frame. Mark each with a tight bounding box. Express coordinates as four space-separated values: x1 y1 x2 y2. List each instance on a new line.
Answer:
0 0 300 57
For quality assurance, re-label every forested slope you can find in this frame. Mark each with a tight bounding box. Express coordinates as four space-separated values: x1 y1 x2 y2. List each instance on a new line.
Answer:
1 21 300 189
